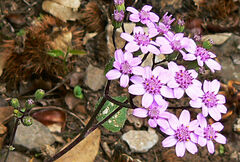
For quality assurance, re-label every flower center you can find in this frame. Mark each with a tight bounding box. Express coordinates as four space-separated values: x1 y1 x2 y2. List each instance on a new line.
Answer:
139 10 150 20
171 39 182 50
195 47 211 62
202 91 218 108
156 23 168 34
143 75 162 95
120 61 132 74
204 125 216 140
175 124 190 142
175 70 193 89
148 106 160 118
134 32 150 46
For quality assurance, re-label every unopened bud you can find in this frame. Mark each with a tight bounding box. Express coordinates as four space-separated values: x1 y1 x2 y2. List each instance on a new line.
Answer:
11 98 20 108
112 10 124 29
25 99 35 109
34 89 45 100
13 109 23 118
22 116 33 126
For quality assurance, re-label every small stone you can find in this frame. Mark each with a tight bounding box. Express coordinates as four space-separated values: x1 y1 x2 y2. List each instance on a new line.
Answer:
122 128 159 152
85 64 106 91
230 151 240 161
233 118 240 133
14 119 55 151
0 151 41 162
202 33 232 45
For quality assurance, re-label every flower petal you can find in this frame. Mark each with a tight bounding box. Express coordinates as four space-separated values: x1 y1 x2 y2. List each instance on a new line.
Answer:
134 26 144 34
217 104 227 114
162 135 177 147
194 127 204 136
216 94 226 104
130 76 144 84
176 142 186 157
132 66 144 75
189 120 199 131
190 132 198 143
215 133 226 144
203 80 211 93
120 74 129 87
211 122 224 131
197 113 207 128
207 140 215 154
125 42 139 53
128 84 145 95
129 14 140 22
161 86 175 98
209 107 221 121
141 46 148 54
120 33 134 42
205 59 221 72
142 93 153 108
179 110 190 126
190 98 202 108
142 5 152 11
133 108 148 118
129 57 141 66
157 118 169 129
198 136 207 147
210 79 220 94
106 69 121 80
168 114 179 130
149 12 159 22
114 49 124 63
147 44 160 55
148 118 157 128
143 66 152 79
174 87 184 99
124 51 133 61
126 7 139 14
185 141 198 154
202 105 209 117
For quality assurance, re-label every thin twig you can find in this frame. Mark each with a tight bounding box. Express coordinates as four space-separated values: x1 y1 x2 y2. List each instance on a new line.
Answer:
105 95 131 108
112 28 117 50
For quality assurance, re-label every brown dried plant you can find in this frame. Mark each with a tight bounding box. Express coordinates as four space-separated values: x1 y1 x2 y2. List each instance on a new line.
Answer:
0 15 85 91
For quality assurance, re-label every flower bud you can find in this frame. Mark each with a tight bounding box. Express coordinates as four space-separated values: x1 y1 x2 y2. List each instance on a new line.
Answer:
13 109 23 118
22 116 33 126
34 89 45 100
11 98 20 108
25 99 35 110
112 10 124 29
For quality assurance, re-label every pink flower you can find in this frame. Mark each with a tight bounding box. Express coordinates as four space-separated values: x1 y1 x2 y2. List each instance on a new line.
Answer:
147 22 169 38
156 32 196 55
128 66 174 108
161 110 199 157
162 12 175 29
189 80 227 121
184 46 221 73
114 10 124 22
195 113 227 154
127 5 159 24
133 101 171 128
166 62 202 99
121 26 160 55
106 49 142 87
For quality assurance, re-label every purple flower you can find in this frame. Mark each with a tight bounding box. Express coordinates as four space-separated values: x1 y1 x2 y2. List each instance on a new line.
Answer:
184 46 221 73
133 101 171 128
106 49 142 87
161 110 199 157
189 80 227 121
114 10 124 22
166 61 202 99
121 26 160 55
156 32 196 55
126 5 159 24
129 66 174 108
147 22 169 38
178 19 185 26
162 12 175 29
195 113 227 154
114 0 124 5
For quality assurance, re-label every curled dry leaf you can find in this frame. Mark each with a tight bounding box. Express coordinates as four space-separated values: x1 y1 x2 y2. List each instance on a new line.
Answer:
56 128 101 162
0 124 7 149
31 109 66 131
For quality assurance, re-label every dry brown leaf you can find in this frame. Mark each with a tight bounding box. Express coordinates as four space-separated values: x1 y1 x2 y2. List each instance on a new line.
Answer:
0 106 14 124
56 128 101 162
51 0 80 9
0 123 7 149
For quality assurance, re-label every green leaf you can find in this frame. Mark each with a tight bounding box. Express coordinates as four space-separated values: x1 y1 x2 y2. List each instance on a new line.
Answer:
96 96 128 132
185 60 200 70
16 29 26 36
104 57 115 75
47 49 65 57
203 41 212 50
74 85 84 99
165 52 179 61
219 144 225 155
68 49 86 55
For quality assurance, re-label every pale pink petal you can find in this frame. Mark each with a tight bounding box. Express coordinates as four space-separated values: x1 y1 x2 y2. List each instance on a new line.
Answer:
215 133 226 144
149 12 159 22
211 122 224 131
160 127 175 135
132 66 144 75
209 52 216 58
209 107 221 121
198 136 207 147
143 66 152 79
133 108 148 118
140 46 148 54
185 141 198 154
129 14 140 22
147 44 160 55
202 105 209 117
125 42 139 53
216 95 226 104
197 113 207 128
152 66 163 77
149 28 158 38
176 142 186 157
156 36 170 46
162 136 177 147
190 133 198 143
158 69 171 83
197 57 204 67
192 79 203 88
179 110 190 126
161 86 175 98
157 118 169 129
124 51 133 61
113 61 121 70
114 49 124 63
189 120 199 131
142 5 152 11
120 75 129 87
154 95 168 110
128 84 145 95
188 69 198 78
169 114 180 130
133 26 144 35
160 44 174 54
174 87 184 99
190 98 202 108
159 112 172 119
130 76 144 84
217 104 227 114
142 93 153 108
167 61 179 72
106 69 121 80
182 53 196 61
168 80 179 88
205 59 221 72
203 80 211 93
209 79 220 94
148 118 157 128
207 140 215 154
126 7 139 14
120 33 134 42
183 38 197 53
186 85 202 100
194 127 204 136
129 57 141 66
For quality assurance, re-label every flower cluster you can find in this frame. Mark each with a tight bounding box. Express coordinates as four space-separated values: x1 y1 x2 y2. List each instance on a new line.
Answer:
106 5 226 157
